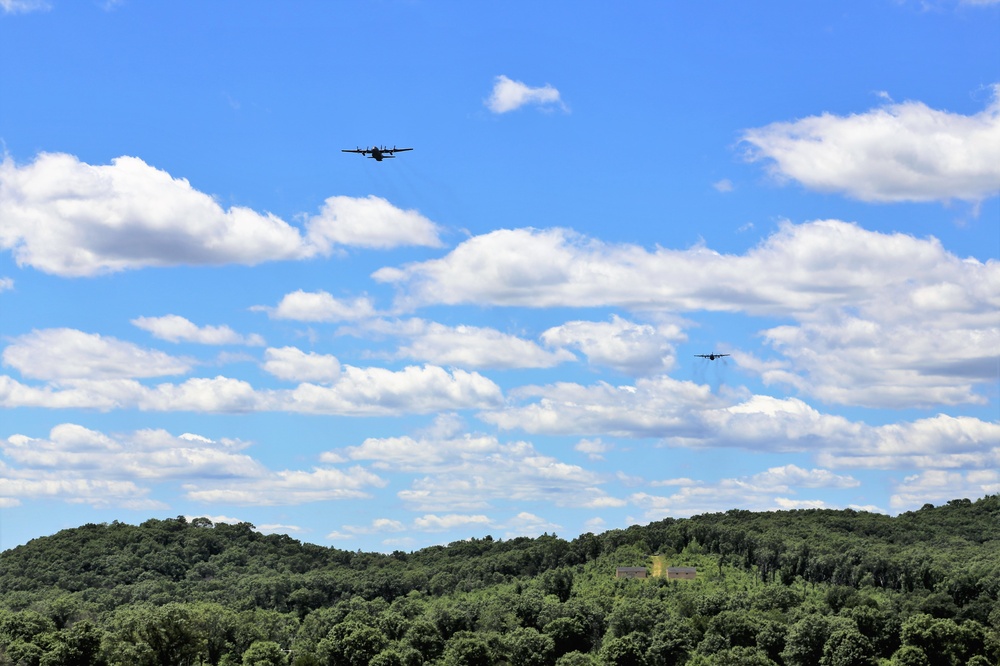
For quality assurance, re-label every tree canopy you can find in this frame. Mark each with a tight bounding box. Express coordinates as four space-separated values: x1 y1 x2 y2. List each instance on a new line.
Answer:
1 495 997 665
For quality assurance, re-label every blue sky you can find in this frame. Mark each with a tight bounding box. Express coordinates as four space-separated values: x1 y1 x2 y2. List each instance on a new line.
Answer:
1 0 998 553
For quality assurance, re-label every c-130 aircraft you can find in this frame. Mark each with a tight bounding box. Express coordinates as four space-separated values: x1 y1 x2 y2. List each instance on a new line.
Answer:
342 145 413 161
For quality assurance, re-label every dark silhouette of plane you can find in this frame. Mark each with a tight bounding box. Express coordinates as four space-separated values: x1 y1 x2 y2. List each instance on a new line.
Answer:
342 145 413 161
695 353 730 361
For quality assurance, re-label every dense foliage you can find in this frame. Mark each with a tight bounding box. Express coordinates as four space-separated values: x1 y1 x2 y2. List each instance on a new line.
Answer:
1 496 997 665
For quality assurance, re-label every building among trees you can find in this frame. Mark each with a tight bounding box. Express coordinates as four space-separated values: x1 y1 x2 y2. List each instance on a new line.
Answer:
615 566 647 579
666 566 697 579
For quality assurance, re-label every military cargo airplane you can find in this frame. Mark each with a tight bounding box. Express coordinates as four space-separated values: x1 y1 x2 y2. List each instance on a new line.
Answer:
695 353 730 361
341 145 413 161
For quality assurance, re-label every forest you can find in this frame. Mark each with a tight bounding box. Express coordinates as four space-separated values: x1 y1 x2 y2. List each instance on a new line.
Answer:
0 495 997 665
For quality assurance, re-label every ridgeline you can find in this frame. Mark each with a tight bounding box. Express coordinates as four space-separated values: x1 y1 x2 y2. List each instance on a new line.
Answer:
1 496 997 665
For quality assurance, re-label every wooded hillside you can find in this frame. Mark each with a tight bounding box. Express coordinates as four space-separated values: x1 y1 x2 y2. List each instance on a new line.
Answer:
1 495 997 665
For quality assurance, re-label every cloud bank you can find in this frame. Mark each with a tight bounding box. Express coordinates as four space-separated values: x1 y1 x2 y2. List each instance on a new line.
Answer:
742 86 1000 203
0 154 443 276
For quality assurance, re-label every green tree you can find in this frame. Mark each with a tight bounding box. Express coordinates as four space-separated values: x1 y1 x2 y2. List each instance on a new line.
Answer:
440 631 495 666
555 652 595 666
889 645 930 666
403 618 444 661
316 621 387 666
708 646 778 665
39 620 105 666
503 626 555 666
820 627 875 666
105 603 202 666
242 640 288 666
899 614 963 666
544 617 591 657
781 615 832 666
599 632 649 666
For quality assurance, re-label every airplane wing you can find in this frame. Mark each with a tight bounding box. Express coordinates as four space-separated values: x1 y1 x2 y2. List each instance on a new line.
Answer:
392 148 413 152
694 355 710 358
342 148 368 154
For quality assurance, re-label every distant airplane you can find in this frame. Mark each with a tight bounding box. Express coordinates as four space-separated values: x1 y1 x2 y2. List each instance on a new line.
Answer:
695 353 730 361
341 145 413 161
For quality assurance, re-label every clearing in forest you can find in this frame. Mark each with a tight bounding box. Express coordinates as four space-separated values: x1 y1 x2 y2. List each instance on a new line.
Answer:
650 554 666 577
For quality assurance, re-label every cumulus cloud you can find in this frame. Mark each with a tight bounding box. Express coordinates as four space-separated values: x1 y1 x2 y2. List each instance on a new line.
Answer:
184 466 386 505
253 290 378 322
262 347 342 383
305 195 444 251
376 221 998 407
0 153 443 276
413 514 492 531
132 315 265 346
0 363 502 416
541 315 684 375
816 414 1000 470
0 423 377 508
325 430 622 512
890 469 1000 510
501 511 562 537
482 375 724 438
742 86 1000 203
2 328 193 380
4 423 264 480
630 464 859 520
482 374 999 473
575 438 612 460
354 318 576 370
486 75 566 113
0 425 386 508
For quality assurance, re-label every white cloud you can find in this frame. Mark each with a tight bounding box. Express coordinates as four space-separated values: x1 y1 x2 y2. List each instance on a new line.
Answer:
3 328 193 380
0 363 501 416
377 221 999 407
0 424 339 508
712 179 734 193
357 318 576 369
132 315 264 346
482 373 1000 473
630 464 859 520
184 464 386 505
574 438 612 460
282 365 503 415
305 195 443 251
817 414 1000 470
413 514 492 531
376 221 993 316
0 0 49 13
0 154 307 276
482 374 722 438
327 430 620 512
0 277 12 292
485 75 566 113
262 347 342 383
257 523 305 535
759 316 999 407
0 154 444 276
500 511 561 537
890 469 1000 510
3 424 264 480
253 290 377 322
541 315 683 375
742 86 1000 203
